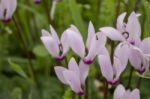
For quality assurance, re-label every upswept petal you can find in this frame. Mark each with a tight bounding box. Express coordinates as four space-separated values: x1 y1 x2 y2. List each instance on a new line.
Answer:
7 0 17 19
130 89 140 99
40 36 59 58
70 24 80 34
114 43 129 69
126 12 141 39
50 25 60 43
113 84 126 99
68 58 80 76
54 66 68 84
61 31 69 55
140 37 150 55
117 12 127 32
41 29 51 36
79 61 89 85
67 29 85 58
100 27 125 41
63 70 83 94
98 55 113 81
86 21 95 49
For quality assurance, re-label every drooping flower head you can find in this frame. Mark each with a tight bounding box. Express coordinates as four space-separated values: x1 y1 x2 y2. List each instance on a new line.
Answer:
98 43 129 85
54 57 89 95
41 25 69 61
0 0 17 22
114 84 140 99
66 21 107 64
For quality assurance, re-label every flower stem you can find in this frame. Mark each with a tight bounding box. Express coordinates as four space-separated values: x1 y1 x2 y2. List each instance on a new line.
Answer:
84 78 88 99
13 17 35 82
127 67 134 88
136 77 142 89
104 80 108 99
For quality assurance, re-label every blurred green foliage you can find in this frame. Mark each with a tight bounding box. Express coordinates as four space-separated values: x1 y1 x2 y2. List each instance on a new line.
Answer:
0 0 150 99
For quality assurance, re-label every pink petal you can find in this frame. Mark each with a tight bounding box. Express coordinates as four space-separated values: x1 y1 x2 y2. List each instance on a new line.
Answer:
114 43 129 70
67 29 85 58
141 37 150 55
113 84 125 99
41 29 51 36
63 70 83 94
61 31 69 56
126 12 141 39
86 21 95 49
68 58 80 76
79 61 89 85
98 55 113 81
50 25 60 43
100 27 125 41
54 66 68 84
130 89 140 99
117 12 127 32
40 36 59 58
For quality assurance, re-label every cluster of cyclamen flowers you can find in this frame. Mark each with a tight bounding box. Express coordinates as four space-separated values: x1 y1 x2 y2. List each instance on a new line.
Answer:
41 12 150 99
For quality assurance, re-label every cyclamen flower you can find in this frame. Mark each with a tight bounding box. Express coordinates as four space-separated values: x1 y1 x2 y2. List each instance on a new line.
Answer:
100 12 141 46
98 43 129 85
34 0 41 4
0 0 17 22
66 21 106 64
129 37 150 74
40 25 69 61
54 57 89 95
114 84 140 99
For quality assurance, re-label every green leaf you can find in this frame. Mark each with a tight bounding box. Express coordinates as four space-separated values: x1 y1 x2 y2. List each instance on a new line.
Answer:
33 45 49 57
10 87 22 99
8 59 28 79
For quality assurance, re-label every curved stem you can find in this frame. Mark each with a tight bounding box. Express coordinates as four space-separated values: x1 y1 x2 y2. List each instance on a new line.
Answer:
104 80 108 99
127 67 134 88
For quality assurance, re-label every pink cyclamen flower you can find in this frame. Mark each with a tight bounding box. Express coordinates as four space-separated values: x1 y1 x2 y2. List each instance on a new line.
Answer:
54 57 89 95
34 0 41 4
114 84 140 99
100 12 141 46
40 25 69 61
98 43 129 85
129 37 150 74
66 21 106 64
0 0 17 22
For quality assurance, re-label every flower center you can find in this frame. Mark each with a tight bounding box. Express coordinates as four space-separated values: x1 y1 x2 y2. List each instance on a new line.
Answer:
122 31 129 39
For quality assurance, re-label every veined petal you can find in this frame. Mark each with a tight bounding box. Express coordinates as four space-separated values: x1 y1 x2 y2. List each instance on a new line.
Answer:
98 55 113 81
68 58 80 76
100 27 125 41
54 66 68 84
126 12 141 39
40 36 59 58
61 31 69 56
114 43 129 70
141 37 150 55
79 61 89 85
117 12 127 32
129 48 142 70
130 89 140 99
63 70 83 94
50 25 60 43
86 21 95 49
67 29 85 58
113 84 126 99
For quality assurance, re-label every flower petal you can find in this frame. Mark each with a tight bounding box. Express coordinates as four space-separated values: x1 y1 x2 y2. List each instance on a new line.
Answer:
63 70 83 94
54 66 68 84
68 57 80 76
130 89 140 99
98 55 113 81
50 25 60 43
126 12 141 39
61 31 69 56
100 27 125 41
79 60 89 85
117 12 127 32
41 29 51 36
67 29 85 58
40 36 59 58
113 84 126 99
86 21 95 49
141 37 150 55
